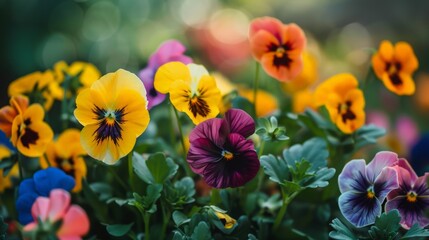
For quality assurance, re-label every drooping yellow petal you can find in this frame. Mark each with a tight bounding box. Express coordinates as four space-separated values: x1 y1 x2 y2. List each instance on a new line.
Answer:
154 62 191 94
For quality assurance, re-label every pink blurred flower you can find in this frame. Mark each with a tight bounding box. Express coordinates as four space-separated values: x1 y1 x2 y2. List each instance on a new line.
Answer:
23 189 89 240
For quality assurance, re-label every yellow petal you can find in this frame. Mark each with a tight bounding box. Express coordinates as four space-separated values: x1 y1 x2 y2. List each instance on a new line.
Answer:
74 89 107 126
394 42 418 74
69 62 101 87
115 89 150 137
154 62 191 94
8 72 40 96
17 120 53 157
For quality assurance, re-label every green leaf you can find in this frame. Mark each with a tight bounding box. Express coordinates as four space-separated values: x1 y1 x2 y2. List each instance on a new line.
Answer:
368 210 401 240
302 168 336 188
165 177 196 207
133 152 178 184
0 217 7 240
106 223 134 237
248 234 258 240
172 211 190 227
128 184 163 214
90 182 112 201
401 223 429 239
260 154 290 185
354 124 386 150
191 222 212 240
283 137 329 172
329 218 359 240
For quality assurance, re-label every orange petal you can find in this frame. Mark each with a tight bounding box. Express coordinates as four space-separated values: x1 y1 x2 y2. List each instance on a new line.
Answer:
261 52 303 82
394 42 418 74
249 17 283 39
378 40 394 62
249 30 280 60
282 23 306 53
371 53 387 79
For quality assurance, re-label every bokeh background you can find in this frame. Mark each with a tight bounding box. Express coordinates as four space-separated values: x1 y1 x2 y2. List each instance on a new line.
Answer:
1 0 429 159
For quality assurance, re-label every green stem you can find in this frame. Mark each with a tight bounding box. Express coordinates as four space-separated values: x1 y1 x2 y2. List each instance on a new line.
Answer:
171 105 193 176
107 166 128 190
258 140 265 157
43 153 51 167
17 152 24 181
273 190 299 230
128 152 135 192
160 200 170 240
256 140 266 191
253 62 260 117
61 75 71 130
144 213 151 240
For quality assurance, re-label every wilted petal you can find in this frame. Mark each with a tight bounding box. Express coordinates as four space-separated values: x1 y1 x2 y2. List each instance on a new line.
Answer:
366 151 398 182
339 191 381 227
338 159 367 193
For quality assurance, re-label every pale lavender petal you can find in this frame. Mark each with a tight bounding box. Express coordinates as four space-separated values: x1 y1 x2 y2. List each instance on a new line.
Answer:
397 158 418 183
386 196 429 229
189 118 229 147
373 167 398 201
187 138 223 174
138 67 166 109
339 191 382 228
366 151 398 182
224 109 255 138
338 159 368 193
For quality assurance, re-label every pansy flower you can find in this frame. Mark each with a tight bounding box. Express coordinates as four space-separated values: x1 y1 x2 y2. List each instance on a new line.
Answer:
187 109 259 188
74 69 150 164
8 71 62 110
238 88 278 117
249 17 306 81
40 129 87 192
16 167 75 225
11 103 53 157
386 158 429 229
0 95 29 137
139 40 192 109
23 189 89 240
281 51 318 93
314 73 365 134
154 62 221 125
372 41 418 95
54 60 101 95
338 151 399 227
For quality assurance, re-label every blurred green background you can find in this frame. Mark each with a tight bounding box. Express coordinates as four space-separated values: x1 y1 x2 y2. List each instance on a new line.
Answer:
1 0 428 108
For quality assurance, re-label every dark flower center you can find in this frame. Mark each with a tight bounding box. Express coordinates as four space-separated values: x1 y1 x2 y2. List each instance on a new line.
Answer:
149 88 158 97
189 96 210 118
55 157 75 177
19 118 39 148
92 105 126 145
385 62 402 86
366 186 375 199
267 42 292 68
337 101 356 123
222 150 234 161
407 191 418 203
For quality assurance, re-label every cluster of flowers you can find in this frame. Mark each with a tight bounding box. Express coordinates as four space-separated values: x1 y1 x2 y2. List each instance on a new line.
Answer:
0 15 423 239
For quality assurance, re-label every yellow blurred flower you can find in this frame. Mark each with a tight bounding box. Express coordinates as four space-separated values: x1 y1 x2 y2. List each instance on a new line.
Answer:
0 95 29 137
292 89 316 113
54 61 101 95
154 62 221 125
8 71 61 110
214 211 237 229
10 104 53 157
74 69 150 164
0 145 18 193
212 72 237 114
239 88 278 117
372 41 418 95
39 129 87 192
415 73 429 111
314 73 365 134
281 51 318 94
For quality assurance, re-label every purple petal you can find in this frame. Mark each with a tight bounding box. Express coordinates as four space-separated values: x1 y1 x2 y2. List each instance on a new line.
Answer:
387 160 416 201
338 159 368 193
339 191 382 227
373 167 398 201
187 138 222 174
189 118 229 147
366 151 398 182
224 109 255 138
414 173 429 196
386 195 429 229
397 158 418 183
148 40 192 67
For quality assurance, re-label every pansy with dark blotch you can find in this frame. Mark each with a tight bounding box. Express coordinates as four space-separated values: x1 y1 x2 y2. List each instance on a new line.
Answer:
386 158 429 229
139 40 192 109
338 151 399 227
187 108 259 188
16 167 75 225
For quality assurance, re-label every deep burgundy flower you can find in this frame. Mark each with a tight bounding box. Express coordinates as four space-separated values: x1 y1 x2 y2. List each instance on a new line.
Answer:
386 158 429 229
187 109 259 188
139 40 192 109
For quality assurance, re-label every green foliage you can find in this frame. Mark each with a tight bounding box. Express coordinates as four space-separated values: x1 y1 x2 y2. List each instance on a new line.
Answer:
329 218 359 240
106 223 134 237
191 222 212 240
132 152 178 184
128 184 163 214
401 223 429 239
368 210 401 240
164 177 196 208
0 217 7 240
172 211 190 227
256 116 289 141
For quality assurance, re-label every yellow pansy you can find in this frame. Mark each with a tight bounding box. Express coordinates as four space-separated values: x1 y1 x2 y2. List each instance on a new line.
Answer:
215 211 237 229
74 69 150 164
8 71 61 110
292 89 316 113
212 72 237 114
239 88 278 117
0 95 29 137
154 62 221 125
54 61 101 95
372 41 418 95
10 104 53 157
40 129 87 192
0 145 19 193
314 73 365 134
281 51 318 94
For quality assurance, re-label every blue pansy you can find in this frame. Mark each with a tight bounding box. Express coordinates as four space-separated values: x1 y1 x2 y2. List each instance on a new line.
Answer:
16 167 75 224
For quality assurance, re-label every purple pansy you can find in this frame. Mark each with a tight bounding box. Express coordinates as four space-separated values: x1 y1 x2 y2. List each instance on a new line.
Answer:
386 159 429 229
139 40 192 109
187 109 259 188
338 151 399 227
